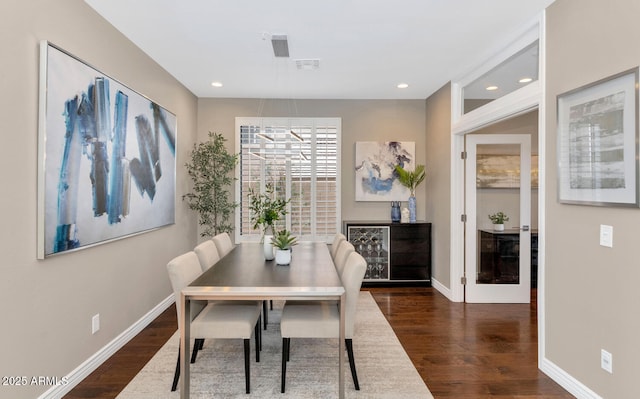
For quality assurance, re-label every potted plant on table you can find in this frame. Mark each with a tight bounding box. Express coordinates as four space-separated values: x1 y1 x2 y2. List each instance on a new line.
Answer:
248 183 291 260
271 229 298 265
394 164 426 223
488 211 509 231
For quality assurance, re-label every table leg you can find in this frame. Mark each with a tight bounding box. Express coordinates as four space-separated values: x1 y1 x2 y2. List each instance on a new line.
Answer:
180 294 190 399
339 292 345 399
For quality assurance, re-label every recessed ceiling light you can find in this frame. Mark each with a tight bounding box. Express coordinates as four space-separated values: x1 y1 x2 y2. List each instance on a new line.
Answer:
519 77 533 83
485 85 498 91
397 83 409 89
211 81 223 88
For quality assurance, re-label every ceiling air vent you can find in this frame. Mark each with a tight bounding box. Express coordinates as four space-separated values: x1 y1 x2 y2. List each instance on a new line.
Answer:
295 59 320 70
271 35 289 57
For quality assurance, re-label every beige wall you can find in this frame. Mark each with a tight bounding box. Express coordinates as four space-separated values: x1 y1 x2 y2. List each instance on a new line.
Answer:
425 83 452 288
546 0 640 397
0 0 198 397
197 98 427 234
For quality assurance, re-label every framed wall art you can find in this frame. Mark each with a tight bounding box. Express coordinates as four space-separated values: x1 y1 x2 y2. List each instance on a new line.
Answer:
354 141 415 201
476 154 539 189
557 68 639 207
37 41 177 258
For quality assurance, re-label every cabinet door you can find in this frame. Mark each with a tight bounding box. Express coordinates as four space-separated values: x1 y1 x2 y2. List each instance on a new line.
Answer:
347 225 390 281
390 224 430 280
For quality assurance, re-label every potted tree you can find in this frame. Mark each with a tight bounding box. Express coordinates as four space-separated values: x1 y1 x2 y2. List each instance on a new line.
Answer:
248 183 290 260
488 211 509 231
183 132 238 238
271 229 298 265
394 164 426 223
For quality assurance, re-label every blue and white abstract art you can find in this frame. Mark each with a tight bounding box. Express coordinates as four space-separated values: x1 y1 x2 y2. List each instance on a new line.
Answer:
37 42 176 258
354 141 415 201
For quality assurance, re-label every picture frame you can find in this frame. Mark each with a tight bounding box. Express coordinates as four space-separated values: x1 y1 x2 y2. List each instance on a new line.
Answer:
37 41 177 258
556 68 639 206
476 154 539 189
354 141 415 201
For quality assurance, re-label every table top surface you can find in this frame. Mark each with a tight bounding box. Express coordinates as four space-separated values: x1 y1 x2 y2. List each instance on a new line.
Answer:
184 241 344 297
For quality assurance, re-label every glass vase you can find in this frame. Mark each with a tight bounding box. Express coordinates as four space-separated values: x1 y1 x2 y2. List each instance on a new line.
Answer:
408 195 416 223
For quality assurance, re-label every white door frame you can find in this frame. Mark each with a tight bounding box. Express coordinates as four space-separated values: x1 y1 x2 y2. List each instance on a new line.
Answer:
449 15 544 304
448 9 547 375
464 134 532 303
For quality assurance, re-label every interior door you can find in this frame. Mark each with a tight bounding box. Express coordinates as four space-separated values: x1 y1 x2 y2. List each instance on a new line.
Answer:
464 134 531 303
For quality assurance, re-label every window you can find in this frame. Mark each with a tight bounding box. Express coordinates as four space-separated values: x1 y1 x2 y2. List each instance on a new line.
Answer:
462 40 539 114
235 117 341 242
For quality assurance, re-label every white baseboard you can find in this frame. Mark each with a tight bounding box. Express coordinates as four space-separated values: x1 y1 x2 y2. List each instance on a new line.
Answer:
539 352 602 398
38 295 175 399
431 277 454 301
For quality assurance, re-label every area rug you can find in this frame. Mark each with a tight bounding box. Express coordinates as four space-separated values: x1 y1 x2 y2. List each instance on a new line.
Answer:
116 291 433 398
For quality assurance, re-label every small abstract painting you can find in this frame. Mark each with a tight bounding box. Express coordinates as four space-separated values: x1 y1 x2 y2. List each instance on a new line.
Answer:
476 155 539 188
37 42 176 258
354 141 415 201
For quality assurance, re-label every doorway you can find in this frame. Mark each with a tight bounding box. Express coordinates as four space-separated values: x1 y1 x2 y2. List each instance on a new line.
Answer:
463 111 538 303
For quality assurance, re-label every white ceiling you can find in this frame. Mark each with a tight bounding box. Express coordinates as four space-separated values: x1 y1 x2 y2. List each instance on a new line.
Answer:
84 0 555 100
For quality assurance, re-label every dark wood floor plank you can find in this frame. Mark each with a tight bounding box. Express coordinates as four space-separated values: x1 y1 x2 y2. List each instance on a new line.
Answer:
364 287 573 398
64 287 574 398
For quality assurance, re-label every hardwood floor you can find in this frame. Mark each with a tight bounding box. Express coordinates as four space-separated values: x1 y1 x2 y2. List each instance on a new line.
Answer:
64 287 574 398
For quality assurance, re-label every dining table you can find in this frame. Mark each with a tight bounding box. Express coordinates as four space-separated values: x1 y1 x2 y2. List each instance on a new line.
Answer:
179 241 346 398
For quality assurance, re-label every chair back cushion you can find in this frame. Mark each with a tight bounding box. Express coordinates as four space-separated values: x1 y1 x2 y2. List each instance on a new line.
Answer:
330 233 347 259
166 251 204 328
334 241 355 276
212 232 234 257
194 240 220 272
341 251 367 337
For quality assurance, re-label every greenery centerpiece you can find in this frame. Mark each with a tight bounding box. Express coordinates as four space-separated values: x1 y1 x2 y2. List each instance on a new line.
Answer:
271 229 298 265
248 183 290 237
248 183 291 259
183 131 238 238
394 164 426 223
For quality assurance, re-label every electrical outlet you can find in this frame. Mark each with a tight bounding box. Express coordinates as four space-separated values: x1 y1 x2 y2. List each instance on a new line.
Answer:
601 349 613 373
92 314 100 334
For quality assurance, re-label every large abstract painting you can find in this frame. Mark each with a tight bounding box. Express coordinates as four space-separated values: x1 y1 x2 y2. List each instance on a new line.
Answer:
354 141 415 201
37 42 176 258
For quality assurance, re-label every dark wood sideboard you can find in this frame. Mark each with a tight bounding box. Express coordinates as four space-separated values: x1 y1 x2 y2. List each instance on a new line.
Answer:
343 221 431 286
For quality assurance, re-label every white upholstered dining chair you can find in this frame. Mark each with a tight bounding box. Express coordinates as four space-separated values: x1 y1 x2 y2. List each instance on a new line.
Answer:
333 240 355 277
279 251 367 393
212 232 234 257
193 238 270 329
194 240 220 272
330 233 347 259
166 251 262 393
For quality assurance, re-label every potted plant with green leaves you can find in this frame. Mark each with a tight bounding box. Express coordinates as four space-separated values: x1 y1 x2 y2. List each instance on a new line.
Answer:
183 131 238 238
271 229 298 265
488 211 509 231
394 164 426 223
248 183 291 260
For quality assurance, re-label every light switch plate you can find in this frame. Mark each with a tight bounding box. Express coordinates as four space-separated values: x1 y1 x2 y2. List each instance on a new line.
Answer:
601 349 613 373
600 225 613 248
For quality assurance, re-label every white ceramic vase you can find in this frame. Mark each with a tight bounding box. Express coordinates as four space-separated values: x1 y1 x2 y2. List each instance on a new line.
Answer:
275 249 291 265
493 223 504 231
263 235 275 260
